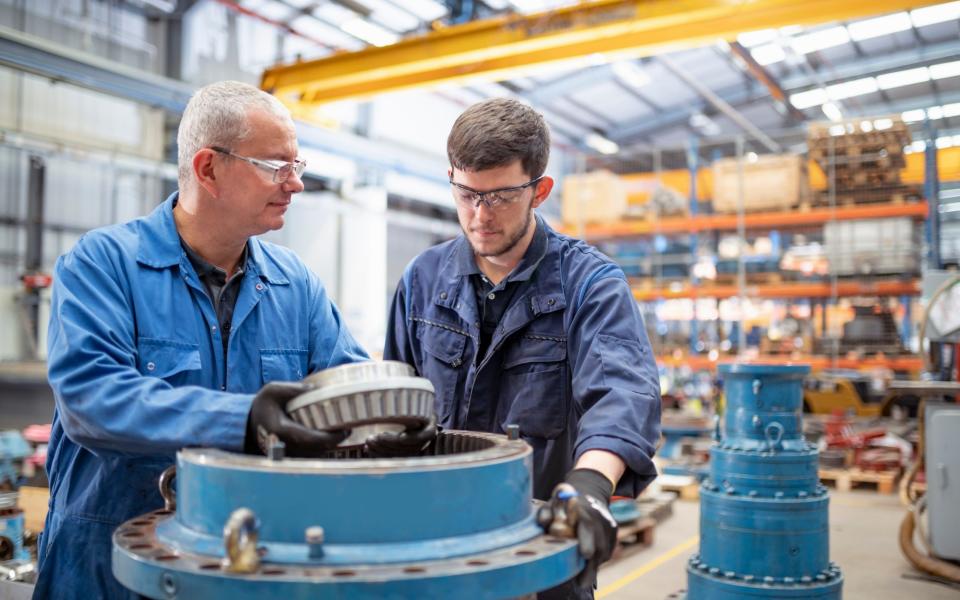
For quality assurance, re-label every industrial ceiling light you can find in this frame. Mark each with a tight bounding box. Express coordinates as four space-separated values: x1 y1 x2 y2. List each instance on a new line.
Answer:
826 76 878 100
789 88 829 110
790 26 850 54
943 102 960 118
847 12 912 41
911 1 960 27
340 18 399 46
930 60 960 80
876 67 930 90
585 133 619 155
736 29 778 47
400 0 449 21
750 43 786 66
249 0 294 21
901 108 927 122
821 102 843 122
611 60 651 90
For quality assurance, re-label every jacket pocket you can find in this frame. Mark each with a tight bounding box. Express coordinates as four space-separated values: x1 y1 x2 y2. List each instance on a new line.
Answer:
260 349 308 383
137 338 201 380
415 323 468 421
500 335 568 439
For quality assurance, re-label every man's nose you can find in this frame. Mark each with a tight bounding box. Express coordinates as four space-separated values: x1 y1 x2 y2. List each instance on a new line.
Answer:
283 171 305 194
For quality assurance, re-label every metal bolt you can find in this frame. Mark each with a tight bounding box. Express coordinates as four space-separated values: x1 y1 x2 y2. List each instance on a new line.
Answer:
724 571 735 579
506 424 520 440
763 576 774 584
306 526 325 559
752 379 762 395
161 572 178 597
267 436 285 461
784 577 795 584
744 575 755 582
801 576 812 583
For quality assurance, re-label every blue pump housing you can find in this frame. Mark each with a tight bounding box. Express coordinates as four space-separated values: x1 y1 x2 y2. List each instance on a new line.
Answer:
686 363 843 599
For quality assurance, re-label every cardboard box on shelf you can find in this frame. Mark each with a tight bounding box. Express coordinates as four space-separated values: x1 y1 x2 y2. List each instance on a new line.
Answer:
561 170 629 225
712 154 808 213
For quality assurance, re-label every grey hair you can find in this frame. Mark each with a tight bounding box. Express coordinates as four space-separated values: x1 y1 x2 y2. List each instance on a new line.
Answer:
177 81 290 189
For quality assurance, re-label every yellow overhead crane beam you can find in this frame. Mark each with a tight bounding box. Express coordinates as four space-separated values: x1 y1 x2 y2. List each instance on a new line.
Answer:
261 0 941 106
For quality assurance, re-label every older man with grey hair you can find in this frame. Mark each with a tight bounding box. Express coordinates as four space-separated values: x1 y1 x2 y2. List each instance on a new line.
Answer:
35 81 368 599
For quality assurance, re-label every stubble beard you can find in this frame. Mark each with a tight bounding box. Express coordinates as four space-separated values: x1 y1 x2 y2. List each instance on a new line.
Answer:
467 206 534 258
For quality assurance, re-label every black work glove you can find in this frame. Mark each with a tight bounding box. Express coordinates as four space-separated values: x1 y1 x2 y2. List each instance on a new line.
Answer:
536 468 618 590
244 381 349 457
364 416 439 458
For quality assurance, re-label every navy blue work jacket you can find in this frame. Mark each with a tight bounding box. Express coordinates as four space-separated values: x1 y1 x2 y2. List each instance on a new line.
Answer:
36 193 368 599
385 217 660 500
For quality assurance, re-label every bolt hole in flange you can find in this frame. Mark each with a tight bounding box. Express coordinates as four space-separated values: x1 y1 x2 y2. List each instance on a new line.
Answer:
262 568 286 576
403 566 426 574
156 554 179 562
545 538 566 545
514 550 537 557
129 544 154 551
466 560 489 566
121 532 143 539
200 563 221 571
332 570 356 577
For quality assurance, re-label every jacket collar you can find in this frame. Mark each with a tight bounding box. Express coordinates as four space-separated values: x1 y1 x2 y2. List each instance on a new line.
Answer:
435 215 565 318
135 191 288 285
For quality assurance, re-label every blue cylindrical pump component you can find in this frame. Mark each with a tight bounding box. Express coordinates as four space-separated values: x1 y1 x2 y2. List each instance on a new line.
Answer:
686 364 843 599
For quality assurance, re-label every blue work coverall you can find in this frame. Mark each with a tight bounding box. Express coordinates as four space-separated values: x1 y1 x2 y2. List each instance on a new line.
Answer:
384 217 660 501
37 194 368 599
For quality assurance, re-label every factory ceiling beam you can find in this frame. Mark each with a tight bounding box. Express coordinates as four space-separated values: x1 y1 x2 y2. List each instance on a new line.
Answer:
613 37 960 143
0 24 193 113
658 52 783 152
726 40 807 122
261 0 942 105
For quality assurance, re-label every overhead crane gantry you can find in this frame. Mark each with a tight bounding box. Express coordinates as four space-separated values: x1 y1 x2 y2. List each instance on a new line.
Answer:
261 0 942 106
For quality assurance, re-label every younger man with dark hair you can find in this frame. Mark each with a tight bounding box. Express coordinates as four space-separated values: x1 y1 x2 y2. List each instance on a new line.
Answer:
384 98 661 598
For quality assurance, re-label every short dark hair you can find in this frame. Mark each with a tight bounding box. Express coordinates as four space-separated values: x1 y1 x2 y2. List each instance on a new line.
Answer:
447 98 550 179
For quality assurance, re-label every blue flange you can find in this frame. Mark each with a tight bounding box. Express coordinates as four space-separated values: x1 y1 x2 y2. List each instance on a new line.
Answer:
113 431 582 599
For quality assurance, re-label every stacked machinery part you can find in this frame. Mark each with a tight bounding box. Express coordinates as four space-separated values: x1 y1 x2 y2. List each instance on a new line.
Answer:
685 364 843 599
113 362 581 598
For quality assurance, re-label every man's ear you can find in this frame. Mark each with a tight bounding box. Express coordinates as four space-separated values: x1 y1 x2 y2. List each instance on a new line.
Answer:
531 176 554 209
193 148 221 198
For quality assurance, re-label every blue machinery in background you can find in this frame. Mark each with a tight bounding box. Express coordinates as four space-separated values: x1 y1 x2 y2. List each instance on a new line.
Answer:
686 364 843 599
112 431 581 599
0 431 31 564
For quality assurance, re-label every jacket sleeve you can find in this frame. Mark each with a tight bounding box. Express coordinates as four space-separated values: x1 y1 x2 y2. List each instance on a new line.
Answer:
383 269 418 370
306 270 370 372
567 272 661 497
46 239 253 457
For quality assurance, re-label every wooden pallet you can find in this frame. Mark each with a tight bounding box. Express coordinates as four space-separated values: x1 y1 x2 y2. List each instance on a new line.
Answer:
616 517 656 546
658 474 700 500
812 185 922 207
819 467 899 494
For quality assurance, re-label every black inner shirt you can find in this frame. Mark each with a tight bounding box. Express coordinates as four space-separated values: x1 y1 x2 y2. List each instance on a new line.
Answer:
465 220 549 362
181 239 247 361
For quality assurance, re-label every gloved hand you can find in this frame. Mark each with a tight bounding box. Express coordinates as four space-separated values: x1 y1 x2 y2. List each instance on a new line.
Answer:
364 416 438 458
536 468 618 589
244 381 349 457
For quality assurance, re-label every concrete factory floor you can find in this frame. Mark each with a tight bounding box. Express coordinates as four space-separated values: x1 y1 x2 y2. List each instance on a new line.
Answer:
596 489 959 599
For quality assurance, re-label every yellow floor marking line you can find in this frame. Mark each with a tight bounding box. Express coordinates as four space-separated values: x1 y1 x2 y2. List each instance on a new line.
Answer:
597 535 700 599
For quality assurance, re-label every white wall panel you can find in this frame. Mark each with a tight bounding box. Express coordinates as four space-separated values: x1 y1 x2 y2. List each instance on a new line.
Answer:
370 90 461 157
19 74 164 159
